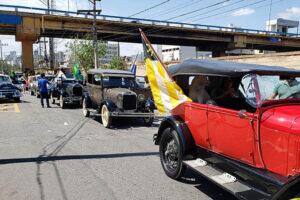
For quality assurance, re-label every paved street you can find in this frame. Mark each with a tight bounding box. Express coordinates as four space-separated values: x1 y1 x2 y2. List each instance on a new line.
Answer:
0 94 235 200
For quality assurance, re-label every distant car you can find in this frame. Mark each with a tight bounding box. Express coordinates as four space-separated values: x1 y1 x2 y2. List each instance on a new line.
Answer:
30 75 55 98
0 74 21 102
51 77 83 109
82 69 155 128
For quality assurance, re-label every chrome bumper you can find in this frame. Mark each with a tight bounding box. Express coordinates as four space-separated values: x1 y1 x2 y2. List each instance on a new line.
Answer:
63 96 82 103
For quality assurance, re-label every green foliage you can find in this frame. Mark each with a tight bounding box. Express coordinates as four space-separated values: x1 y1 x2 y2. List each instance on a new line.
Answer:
67 34 107 74
0 62 21 75
109 56 127 70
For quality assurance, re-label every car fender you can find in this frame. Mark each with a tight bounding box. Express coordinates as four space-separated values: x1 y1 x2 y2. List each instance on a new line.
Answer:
83 93 92 108
155 116 195 156
100 100 117 112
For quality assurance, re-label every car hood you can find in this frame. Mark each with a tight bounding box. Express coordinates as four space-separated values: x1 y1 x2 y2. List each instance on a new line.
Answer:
261 105 300 133
0 82 19 91
104 87 136 97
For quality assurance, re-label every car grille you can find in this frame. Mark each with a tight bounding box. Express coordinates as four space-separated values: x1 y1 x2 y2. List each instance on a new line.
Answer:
73 87 82 96
123 94 137 110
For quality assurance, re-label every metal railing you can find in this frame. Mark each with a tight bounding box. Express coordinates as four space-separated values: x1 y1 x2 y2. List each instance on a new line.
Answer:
0 4 299 38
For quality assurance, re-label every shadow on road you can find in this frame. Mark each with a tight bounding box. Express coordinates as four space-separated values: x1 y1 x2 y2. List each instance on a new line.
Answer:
180 168 238 200
91 116 161 129
0 152 159 165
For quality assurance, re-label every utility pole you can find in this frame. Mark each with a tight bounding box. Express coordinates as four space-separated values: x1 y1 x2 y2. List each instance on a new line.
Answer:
46 0 56 69
0 40 8 74
78 0 102 69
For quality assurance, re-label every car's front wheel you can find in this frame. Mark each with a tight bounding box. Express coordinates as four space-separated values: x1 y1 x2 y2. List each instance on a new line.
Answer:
82 98 90 117
101 104 112 128
59 95 65 109
13 97 20 103
159 127 186 179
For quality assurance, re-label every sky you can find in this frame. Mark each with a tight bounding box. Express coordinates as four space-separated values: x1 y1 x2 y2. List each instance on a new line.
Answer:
0 0 300 57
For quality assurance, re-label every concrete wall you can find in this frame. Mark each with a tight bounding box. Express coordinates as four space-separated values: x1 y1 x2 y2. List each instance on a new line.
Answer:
217 51 300 70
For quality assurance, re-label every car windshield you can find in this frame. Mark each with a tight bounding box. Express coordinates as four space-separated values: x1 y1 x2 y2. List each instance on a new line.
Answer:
239 74 300 107
0 76 11 83
102 76 135 88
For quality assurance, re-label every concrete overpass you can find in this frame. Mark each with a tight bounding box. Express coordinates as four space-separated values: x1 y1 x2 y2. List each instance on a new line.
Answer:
0 4 300 73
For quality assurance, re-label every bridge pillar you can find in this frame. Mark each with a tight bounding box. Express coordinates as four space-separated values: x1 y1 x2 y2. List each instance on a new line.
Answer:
212 50 226 57
15 16 41 74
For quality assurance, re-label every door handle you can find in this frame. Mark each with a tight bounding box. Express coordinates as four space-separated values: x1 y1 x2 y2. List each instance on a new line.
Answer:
238 110 247 118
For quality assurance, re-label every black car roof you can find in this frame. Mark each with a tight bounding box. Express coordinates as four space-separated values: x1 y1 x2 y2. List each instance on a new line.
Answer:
168 59 300 77
88 69 134 77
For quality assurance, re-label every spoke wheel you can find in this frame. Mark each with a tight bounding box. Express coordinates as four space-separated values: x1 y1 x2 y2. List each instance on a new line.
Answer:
144 108 154 126
159 128 185 179
101 104 112 128
60 95 65 109
82 98 90 117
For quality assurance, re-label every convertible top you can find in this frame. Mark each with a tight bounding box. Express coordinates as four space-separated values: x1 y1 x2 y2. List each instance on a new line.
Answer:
88 69 134 77
168 59 300 77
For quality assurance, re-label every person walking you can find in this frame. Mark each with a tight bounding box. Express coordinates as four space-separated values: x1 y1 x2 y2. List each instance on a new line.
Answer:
38 73 50 108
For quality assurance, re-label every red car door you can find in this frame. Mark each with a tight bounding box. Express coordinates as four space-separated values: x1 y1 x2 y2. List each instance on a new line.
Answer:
207 105 256 165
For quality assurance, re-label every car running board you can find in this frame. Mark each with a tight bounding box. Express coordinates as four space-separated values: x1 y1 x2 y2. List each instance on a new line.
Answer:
183 159 271 200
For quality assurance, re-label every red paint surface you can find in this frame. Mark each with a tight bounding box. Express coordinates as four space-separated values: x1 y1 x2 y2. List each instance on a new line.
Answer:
172 102 300 177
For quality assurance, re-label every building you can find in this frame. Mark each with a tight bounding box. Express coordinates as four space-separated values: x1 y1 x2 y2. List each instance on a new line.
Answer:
266 18 299 33
157 45 211 62
5 51 20 66
99 43 120 65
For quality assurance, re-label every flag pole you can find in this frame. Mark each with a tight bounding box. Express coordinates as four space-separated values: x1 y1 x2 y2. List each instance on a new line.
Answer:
139 29 173 79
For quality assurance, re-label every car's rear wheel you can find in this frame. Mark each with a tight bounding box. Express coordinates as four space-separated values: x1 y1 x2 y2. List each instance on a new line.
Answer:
59 95 65 109
82 98 90 117
144 108 154 126
159 127 186 179
101 104 112 128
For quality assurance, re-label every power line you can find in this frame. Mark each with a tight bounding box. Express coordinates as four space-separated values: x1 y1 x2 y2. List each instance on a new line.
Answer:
180 0 248 22
128 0 171 17
166 0 229 20
190 0 269 22
143 0 204 18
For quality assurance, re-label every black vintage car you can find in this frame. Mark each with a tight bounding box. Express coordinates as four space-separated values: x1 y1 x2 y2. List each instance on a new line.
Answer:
82 69 155 128
0 74 21 102
51 77 83 108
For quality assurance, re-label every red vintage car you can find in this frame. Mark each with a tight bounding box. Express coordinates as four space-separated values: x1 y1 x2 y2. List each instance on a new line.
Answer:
154 59 300 200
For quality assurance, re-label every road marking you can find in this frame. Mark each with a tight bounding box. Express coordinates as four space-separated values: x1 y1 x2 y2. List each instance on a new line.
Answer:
14 103 20 113
0 103 20 113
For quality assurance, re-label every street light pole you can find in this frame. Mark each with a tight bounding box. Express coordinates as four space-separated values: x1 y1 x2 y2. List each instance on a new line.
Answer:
0 40 8 74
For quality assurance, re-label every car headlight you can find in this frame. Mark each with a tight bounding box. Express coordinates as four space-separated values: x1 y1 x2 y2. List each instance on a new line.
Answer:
117 94 123 101
138 94 145 101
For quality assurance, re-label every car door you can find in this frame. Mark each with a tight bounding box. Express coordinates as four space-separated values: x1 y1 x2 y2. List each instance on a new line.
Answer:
91 74 102 106
207 105 256 165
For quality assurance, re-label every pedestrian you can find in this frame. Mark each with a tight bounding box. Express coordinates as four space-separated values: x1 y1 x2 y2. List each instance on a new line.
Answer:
38 73 50 108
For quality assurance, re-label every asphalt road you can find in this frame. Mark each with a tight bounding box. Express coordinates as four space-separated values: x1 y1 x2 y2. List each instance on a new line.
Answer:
0 94 236 200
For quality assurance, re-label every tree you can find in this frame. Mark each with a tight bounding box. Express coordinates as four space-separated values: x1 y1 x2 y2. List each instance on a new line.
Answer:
67 34 107 74
109 56 127 70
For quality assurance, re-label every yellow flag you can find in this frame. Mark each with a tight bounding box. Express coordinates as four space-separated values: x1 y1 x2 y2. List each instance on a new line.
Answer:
140 29 191 114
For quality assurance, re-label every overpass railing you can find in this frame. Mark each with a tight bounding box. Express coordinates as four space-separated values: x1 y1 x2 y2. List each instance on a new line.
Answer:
0 4 299 38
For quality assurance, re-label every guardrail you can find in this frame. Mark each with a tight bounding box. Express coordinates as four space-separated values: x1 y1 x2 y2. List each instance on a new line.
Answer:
0 4 299 38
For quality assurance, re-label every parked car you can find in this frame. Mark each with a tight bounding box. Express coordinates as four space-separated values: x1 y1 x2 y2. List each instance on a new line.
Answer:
82 69 155 128
0 74 21 102
154 59 300 200
51 77 83 108
30 75 55 98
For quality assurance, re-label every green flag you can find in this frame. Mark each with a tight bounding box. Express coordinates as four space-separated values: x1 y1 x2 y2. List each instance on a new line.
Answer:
72 63 83 81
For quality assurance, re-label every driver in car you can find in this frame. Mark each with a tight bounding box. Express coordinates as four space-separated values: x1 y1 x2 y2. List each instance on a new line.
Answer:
269 77 300 100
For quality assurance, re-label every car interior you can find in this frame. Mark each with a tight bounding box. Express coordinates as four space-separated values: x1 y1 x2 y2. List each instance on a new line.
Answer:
174 75 256 113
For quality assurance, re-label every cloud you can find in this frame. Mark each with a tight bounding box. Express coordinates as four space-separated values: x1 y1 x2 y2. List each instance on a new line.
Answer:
277 7 300 19
231 8 255 17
